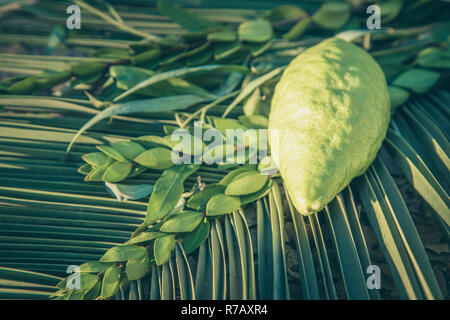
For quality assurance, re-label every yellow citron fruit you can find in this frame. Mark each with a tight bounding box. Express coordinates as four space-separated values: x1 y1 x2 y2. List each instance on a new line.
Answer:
268 37 390 215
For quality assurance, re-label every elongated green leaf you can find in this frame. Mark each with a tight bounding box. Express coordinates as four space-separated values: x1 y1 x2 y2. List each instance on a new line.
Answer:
325 197 371 299
126 231 164 245
393 68 440 93
385 130 449 225
158 0 219 32
67 95 209 153
175 243 196 300
285 190 320 299
113 65 246 102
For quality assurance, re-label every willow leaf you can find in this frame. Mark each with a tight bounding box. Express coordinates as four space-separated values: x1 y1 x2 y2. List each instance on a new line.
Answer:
66 95 209 153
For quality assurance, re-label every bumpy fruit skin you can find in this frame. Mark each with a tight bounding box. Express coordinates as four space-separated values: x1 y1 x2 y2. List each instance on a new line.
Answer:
269 37 390 215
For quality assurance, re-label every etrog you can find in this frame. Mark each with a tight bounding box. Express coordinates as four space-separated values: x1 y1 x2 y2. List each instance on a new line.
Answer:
269 37 390 215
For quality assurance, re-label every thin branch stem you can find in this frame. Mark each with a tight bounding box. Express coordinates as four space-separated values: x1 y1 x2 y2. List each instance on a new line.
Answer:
75 0 162 42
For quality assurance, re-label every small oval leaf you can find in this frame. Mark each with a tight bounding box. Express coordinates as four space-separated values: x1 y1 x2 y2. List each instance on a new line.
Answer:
102 161 132 183
101 266 121 299
206 193 241 216
160 211 204 233
125 254 150 280
225 171 268 196
154 234 175 266
134 147 174 170
100 245 147 262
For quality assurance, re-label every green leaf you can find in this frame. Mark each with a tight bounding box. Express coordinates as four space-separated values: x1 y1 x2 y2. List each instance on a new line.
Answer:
212 117 247 135
214 42 242 60
187 184 226 211
182 218 210 254
154 234 175 265
132 48 161 65
67 95 209 152
377 0 403 23
101 266 121 299
145 164 200 225
36 71 71 89
207 30 237 42
238 19 273 43
83 280 102 300
77 163 93 175
206 194 241 216
102 161 132 183
110 65 213 98
7 77 36 94
96 145 129 162
219 165 257 186
385 130 450 226
110 141 146 161
415 47 450 69
85 158 114 182
225 171 268 196
243 88 268 116
158 0 219 32
248 39 273 57
92 48 130 59
238 115 268 129
432 21 450 42
80 261 111 273
264 5 307 23
82 152 110 167
113 64 247 102
79 273 100 291
100 245 147 262
312 2 350 30
389 85 410 110
240 179 273 205
283 17 311 40
160 211 204 233
126 254 149 280
71 61 104 77
202 143 236 164
393 68 441 93
126 231 165 245
134 147 174 170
